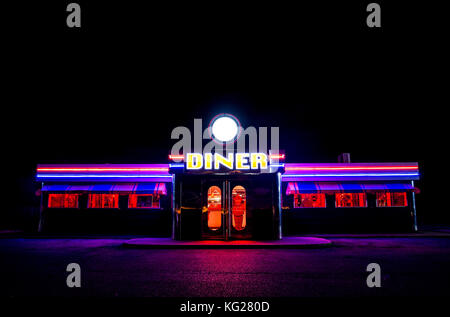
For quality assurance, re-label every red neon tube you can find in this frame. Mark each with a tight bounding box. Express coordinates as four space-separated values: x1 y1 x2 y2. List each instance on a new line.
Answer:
285 166 418 171
169 155 184 160
37 168 169 172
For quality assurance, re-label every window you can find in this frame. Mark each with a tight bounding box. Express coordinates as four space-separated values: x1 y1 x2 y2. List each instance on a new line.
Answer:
48 194 79 208
232 185 246 231
376 192 408 207
128 194 160 208
88 194 119 208
207 186 222 231
294 193 326 208
335 193 367 208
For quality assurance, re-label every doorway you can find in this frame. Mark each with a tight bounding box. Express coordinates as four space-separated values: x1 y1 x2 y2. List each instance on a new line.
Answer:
174 173 281 241
202 178 252 240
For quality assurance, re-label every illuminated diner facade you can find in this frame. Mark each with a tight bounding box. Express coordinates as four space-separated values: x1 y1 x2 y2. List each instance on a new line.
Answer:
35 159 420 239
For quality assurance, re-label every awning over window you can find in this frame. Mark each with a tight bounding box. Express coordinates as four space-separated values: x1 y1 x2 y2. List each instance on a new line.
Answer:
286 182 415 195
42 183 167 195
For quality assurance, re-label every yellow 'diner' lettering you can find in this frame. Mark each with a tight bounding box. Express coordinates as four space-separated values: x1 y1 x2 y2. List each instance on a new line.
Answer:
186 153 203 169
214 153 234 170
186 153 267 170
250 153 268 169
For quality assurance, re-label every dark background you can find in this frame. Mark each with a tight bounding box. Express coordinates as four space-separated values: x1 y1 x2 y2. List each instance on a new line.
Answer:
3 1 444 229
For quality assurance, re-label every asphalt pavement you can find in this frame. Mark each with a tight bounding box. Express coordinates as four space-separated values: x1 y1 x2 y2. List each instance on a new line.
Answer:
1 237 449 297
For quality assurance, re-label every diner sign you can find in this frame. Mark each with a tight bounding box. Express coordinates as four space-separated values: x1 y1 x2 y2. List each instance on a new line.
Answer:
186 153 268 170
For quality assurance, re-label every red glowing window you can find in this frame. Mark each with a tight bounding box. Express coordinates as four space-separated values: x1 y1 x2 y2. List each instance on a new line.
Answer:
294 193 326 208
207 186 222 231
376 192 408 207
48 194 79 208
88 194 119 208
128 194 160 209
232 185 246 231
335 193 367 208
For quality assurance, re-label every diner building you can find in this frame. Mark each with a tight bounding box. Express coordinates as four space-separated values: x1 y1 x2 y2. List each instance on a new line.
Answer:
35 113 420 239
36 159 419 239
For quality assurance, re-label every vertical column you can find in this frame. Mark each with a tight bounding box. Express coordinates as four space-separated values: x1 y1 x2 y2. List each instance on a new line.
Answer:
174 176 183 240
223 180 231 240
228 180 232 240
411 180 418 232
277 172 283 240
171 174 176 240
38 182 44 232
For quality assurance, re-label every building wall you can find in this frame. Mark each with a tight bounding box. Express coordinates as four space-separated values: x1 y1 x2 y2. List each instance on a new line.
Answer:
41 192 172 235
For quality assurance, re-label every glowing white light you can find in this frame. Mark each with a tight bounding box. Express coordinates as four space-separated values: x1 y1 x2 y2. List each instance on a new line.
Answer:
211 115 239 142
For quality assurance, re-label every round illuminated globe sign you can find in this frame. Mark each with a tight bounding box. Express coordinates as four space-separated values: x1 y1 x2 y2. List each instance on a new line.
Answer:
209 113 242 143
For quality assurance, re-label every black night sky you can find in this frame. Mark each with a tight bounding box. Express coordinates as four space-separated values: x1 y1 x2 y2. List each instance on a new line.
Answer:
3 1 444 227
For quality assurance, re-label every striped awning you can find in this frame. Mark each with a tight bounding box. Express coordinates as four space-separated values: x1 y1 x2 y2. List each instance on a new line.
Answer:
42 183 167 195
286 182 415 195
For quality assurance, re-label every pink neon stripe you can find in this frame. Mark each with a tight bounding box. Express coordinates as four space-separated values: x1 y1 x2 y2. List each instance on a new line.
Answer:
285 166 418 171
37 168 169 172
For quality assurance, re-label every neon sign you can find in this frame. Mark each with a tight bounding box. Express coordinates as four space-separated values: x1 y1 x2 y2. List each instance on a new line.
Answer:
186 153 268 170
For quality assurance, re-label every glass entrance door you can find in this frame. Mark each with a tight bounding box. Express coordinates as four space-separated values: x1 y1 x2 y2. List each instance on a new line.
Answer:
202 180 226 239
202 178 252 240
229 181 252 240
207 185 223 231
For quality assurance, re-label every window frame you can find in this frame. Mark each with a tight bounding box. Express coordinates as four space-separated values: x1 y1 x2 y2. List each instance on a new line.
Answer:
87 193 119 209
47 193 80 209
128 194 160 209
335 192 367 208
293 193 327 208
376 192 408 207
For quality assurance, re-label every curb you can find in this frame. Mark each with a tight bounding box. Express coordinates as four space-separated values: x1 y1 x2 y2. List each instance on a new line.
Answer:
311 232 450 239
122 237 333 249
